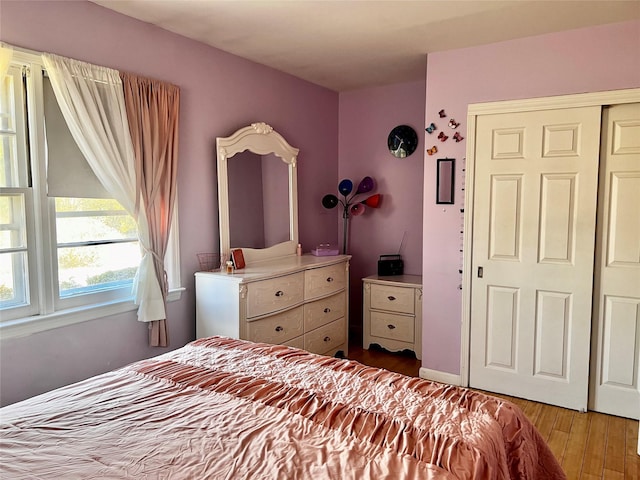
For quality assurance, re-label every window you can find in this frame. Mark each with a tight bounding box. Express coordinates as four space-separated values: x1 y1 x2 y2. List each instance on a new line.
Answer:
0 62 37 320
54 197 140 307
0 50 181 333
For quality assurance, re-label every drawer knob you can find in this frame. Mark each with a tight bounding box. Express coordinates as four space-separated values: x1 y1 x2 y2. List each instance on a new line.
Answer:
324 308 331 313
387 324 396 330
275 326 283 332
387 295 396 301
323 336 331 342
326 277 334 283
275 290 284 297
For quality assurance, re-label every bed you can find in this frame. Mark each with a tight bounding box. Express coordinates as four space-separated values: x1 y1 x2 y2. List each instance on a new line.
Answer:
0 336 565 479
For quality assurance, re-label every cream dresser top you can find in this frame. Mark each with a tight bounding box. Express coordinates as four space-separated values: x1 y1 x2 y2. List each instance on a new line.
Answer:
195 254 351 284
362 274 422 288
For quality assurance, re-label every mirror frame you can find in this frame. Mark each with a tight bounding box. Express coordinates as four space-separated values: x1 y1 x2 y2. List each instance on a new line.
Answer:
217 122 299 265
436 157 455 204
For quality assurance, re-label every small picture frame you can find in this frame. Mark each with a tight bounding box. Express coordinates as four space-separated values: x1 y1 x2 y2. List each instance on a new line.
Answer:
231 248 245 269
436 158 455 204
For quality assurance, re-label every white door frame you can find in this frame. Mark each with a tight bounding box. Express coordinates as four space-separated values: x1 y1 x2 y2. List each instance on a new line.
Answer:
460 88 640 388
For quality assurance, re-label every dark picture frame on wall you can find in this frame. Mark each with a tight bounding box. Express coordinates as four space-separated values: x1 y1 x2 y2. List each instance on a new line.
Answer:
436 158 455 204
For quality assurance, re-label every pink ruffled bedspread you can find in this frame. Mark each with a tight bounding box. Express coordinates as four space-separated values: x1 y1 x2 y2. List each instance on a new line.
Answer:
0 336 565 479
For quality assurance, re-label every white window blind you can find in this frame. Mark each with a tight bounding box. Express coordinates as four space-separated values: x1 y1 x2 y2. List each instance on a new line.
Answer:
42 74 109 198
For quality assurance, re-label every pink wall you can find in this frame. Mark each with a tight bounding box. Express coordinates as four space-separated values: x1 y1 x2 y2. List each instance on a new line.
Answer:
338 80 426 334
422 20 640 376
0 0 338 406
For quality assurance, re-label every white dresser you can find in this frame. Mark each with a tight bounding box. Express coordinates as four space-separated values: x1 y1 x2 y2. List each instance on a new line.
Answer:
196 255 350 357
362 274 422 360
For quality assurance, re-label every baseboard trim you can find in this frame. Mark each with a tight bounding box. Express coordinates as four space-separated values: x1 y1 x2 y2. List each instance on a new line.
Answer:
419 367 462 386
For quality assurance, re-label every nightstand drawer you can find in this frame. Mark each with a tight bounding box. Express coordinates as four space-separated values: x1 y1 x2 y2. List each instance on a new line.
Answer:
370 284 414 314
370 311 414 343
304 317 346 355
246 306 304 344
304 291 346 331
246 272 304 318
305 263 345 300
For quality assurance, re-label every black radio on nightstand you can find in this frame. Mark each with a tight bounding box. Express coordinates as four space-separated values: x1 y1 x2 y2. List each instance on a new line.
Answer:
377 254 404 276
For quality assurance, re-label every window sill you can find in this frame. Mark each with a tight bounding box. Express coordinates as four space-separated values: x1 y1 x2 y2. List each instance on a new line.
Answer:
0 287 185 340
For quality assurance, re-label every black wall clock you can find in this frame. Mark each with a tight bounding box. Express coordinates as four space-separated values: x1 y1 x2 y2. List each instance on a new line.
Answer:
387 125 418 158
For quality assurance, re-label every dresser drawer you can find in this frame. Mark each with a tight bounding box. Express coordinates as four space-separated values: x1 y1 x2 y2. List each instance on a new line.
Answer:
370 311 414 343
246 272 304 318
305 263 345 300
304 292 345 331
370 284 414 314
246 306 304 344
283 335 305 350
304 317 346 355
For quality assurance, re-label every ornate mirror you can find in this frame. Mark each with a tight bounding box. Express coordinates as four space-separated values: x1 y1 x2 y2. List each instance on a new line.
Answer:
217 122 299 265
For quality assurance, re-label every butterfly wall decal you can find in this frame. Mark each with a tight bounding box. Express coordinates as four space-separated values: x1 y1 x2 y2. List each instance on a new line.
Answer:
448 119 460 129
438 131 448 142
427 145 438 156
438 109 446 118
425 123 436 134
453 132 464 142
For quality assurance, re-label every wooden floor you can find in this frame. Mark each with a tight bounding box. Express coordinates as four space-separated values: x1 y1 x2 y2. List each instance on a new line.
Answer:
347 340 639 479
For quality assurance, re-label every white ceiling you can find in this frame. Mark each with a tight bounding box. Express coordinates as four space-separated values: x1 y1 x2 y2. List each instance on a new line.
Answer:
90 0 640 92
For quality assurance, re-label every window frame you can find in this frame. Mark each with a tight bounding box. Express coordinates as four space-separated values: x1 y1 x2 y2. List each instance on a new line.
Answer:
0 49 183 339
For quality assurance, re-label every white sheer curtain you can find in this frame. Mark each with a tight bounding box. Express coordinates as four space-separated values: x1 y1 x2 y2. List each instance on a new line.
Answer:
0 43 13 78
42 54 166 324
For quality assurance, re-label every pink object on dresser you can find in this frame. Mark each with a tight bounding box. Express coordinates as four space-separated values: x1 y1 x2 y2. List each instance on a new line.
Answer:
311 244 340 256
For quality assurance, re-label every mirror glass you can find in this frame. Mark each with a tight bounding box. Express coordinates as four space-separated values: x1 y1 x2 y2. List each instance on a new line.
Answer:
217 123 299 265
436 158 455 204
228 152 290 249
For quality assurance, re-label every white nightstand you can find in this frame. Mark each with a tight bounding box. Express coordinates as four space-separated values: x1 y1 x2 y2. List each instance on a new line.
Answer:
362 274 422 360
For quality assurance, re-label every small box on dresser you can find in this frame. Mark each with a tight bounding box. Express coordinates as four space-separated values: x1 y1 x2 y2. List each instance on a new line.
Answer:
362 274 422 360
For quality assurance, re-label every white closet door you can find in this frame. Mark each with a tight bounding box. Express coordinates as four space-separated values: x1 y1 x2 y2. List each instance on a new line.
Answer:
470 106 601 411
590 103 640 420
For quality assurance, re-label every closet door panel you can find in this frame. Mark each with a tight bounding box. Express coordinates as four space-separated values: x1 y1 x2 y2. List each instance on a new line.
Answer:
470 106 601 411
607 172 640 267
591 103 640 420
